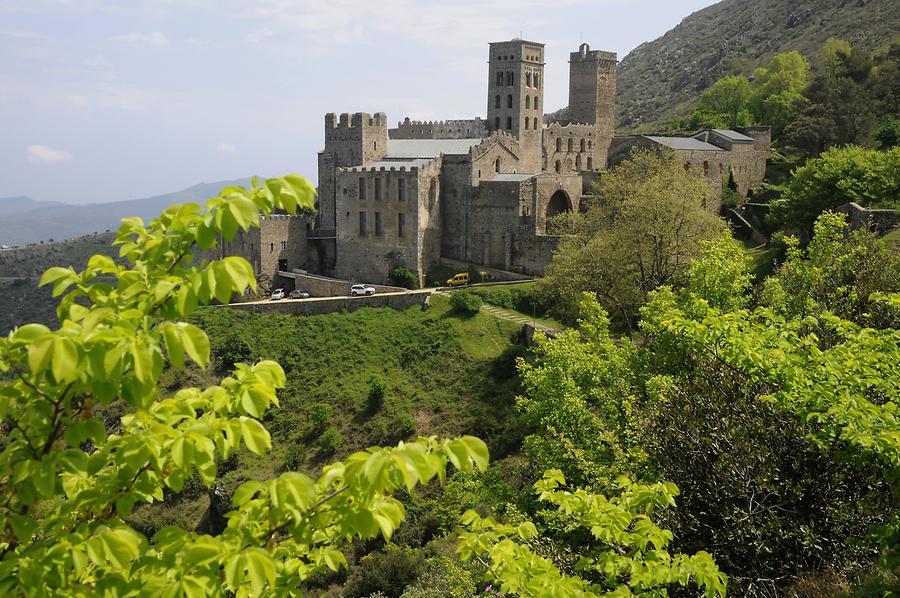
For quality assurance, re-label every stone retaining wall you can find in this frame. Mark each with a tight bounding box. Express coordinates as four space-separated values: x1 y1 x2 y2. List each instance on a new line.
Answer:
276 271 406 297
229 290 430 316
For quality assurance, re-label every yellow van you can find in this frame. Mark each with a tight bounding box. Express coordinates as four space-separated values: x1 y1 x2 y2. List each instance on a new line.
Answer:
446 272 470 287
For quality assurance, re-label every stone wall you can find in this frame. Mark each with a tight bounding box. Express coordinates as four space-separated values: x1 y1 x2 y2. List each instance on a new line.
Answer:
210 214 310 282
390 118 488 139
275 271 406 296
567 44 617 142
229 290 431 316
542 123 603 175
438 157 475 261
837 202 900 236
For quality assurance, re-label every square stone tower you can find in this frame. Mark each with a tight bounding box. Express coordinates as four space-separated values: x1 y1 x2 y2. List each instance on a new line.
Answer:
486 39 544 172
568 44 617 140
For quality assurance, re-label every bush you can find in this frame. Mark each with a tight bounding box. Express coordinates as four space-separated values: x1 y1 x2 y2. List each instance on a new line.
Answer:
281 443 305 472
318 427 344 455
390 266 420 290
213 332 251 373
449 291 482 314
367 377 386 412
307 402 333 433
342 545 423 598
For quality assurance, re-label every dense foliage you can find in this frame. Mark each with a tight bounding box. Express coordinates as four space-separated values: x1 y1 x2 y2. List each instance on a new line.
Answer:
540 150 724 328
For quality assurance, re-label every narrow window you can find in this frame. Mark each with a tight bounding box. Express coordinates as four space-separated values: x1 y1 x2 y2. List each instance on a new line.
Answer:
526 72 532 87
587 140 592 149
374 177 382 201
576 155 582 170
534 73 540 88
495 95 500 108
580 139 586 152
398 177 406 201
359 211 366 235
373 141 377 150
703 161 709 177
358 177 366 200
507 71 514 86
270 242 274 253
507 94 513 108
567 138 573 152
524 118 529 130
506 117 512 130
494 116 500 130
534 96 539 111
496 71 503 86
375 212 382 236
398 212 405 238
555 160 561 173
281 240 287 250
495 158 501 173
587 157 593 170
556 138 561 152
525 96 531 109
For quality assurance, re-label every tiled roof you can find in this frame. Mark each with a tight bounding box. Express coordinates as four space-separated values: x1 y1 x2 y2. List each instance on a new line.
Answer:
487 173 537 182
385 138 483 158
709 129 754 142
645 136 722 151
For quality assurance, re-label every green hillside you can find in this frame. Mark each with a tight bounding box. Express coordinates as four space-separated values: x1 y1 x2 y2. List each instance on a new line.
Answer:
616 0 899 130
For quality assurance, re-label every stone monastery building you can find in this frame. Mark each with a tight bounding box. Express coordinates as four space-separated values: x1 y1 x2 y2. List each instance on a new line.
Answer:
225 39 769 287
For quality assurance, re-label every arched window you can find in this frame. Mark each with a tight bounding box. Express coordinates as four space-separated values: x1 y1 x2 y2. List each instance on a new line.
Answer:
495 95 500 108
534 73 540 88
533 96 539 111
507 94 513 108
496 72 503 86
495 158 501 173
524 118 529 130
567 138 573 152
525 96 531 109
526 72 532 87
494 116 500 130
587 157 593 170
580 139 585 152
555 138 561 152
506 116 512 130
588 140 592 149
507 71 514 85
576 155 582 170
554 160 561 173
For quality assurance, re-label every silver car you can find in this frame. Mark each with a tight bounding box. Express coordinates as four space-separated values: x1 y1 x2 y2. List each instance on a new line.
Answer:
350 284 375 296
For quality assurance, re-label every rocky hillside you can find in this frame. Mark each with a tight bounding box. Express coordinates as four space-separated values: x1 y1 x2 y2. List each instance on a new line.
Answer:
617 0 899 130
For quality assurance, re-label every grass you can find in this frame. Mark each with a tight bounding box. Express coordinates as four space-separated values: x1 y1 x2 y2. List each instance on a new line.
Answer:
465 282 565 330
882 228 900 253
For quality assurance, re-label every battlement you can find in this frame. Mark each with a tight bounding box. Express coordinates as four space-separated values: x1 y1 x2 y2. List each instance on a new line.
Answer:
390 117 488 140
544 122 597 133
261 213 304 221
338 165 421 174
570 43 617 63
325 112 389 130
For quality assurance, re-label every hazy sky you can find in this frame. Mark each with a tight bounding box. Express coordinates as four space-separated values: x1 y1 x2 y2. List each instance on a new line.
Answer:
0 0 718 204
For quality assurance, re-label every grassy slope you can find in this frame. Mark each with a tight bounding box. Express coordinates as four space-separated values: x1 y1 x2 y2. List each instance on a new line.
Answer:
132 296 529 535
616 0 899 130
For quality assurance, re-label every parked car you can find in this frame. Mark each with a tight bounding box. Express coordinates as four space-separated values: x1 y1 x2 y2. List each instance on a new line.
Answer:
446 272 470 287
270 288 285 300
350 284 376 296
289 289 310 299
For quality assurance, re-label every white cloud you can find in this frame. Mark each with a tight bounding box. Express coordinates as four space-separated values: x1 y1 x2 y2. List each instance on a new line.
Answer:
110 31 169 47
2 30 55 41
27 144 73 163
217 142 237 153
83 54 111 69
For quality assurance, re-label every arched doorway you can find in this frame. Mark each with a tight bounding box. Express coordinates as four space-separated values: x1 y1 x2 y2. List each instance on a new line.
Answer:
545 190 571 234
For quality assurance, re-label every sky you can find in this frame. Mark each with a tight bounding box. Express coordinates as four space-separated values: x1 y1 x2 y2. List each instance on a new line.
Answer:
0 0 718 205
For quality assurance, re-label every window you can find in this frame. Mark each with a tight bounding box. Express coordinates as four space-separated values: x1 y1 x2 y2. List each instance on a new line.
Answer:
494 95 500 108
506 71 514 85
358 177 366 200
507 94 513 108
270 242 274 253
398 212 405 238
580 139 586 152
555 160 561 173
703 161 709 177
534 73 540 88
588 140 592 149
556 138 561 152
525 95 531 109
281 240 287 250
587 157 593 170
494 116 500 130
567 138 573 152
375 212 382 236
533 96 539 111
496 71 503 86
359 211 367 235
526 72 532 87
524 118 529 130
374 177 382 200
495 158 501 173
576 155 582 170
398 177 406 201
506 116 512 130
373 141 377 150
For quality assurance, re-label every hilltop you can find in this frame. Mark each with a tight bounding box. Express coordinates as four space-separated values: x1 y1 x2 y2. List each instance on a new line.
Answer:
0 178 253 246
616 0 899 130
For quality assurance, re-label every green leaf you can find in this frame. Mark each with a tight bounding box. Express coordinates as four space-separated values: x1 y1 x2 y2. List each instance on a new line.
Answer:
51 337 80 383
244 548 276 596
161 324 185 369
232 480 262 507
240 418 271 455
181 324 210 368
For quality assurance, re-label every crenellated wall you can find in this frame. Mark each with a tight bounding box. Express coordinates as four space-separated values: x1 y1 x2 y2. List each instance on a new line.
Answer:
389 117 488 139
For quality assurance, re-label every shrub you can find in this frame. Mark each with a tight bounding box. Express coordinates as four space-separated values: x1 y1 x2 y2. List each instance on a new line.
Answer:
319 427 344 455
213 332 251 373
342 545 423 598
281 443 305 471
390 266 420 290
449 291 482 314
367 377 386 411
307 402 333 432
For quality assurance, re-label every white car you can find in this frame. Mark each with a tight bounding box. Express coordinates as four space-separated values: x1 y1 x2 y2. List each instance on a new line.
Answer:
350 284 375 296
270 288 285 300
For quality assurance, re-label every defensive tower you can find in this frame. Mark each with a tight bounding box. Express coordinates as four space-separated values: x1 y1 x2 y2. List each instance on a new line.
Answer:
568 43 617 140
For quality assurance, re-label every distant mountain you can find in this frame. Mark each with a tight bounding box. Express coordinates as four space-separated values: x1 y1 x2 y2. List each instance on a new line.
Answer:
616 0 899 130
0 196 66 218
0 179 253 246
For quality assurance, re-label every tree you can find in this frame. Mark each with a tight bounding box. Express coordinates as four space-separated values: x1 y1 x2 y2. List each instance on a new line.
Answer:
689 75 753 129
0 175 492 595
748 51 810 136
539 150 724 328
771 145 900 231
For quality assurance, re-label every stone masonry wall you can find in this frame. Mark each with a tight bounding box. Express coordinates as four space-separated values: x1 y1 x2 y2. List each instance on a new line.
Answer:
390 118 488 139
